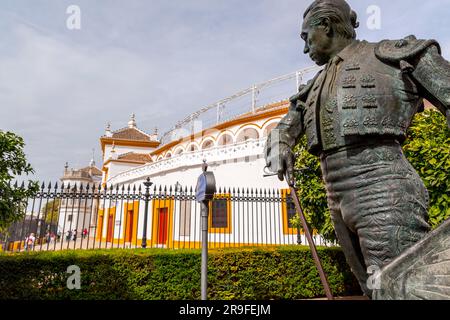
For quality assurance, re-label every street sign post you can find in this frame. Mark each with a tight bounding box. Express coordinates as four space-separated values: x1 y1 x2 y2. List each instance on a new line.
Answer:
195 160 216 301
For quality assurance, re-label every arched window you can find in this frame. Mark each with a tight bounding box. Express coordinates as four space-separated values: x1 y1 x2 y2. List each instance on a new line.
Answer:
187 144 198 152
165 152 172 158
263 122 278 137
217 134 233 146
236 128 259 143
202 140 214 150
174 148 183 156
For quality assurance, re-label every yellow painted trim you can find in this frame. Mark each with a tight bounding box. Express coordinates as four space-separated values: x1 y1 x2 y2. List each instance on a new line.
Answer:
150 102 289 156
151 197 175 247
201 138 216 149
261 117 282 131
281 189 320 236
100 137 160 155
102 167 109 185
96 207 117 241
216 130 235 145
236 122 263 133
106 207 116 242
208 194 232 234
281 189 298 235
123 201 139 243
173 146 185 155
103 158 148 166
171 241 299 249
96 208 104 240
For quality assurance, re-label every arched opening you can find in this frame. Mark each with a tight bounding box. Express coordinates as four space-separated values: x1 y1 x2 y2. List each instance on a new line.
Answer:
187 144 198 152
263 122 278 137
236 128 259 143
217 134 234 146
201 140 214 150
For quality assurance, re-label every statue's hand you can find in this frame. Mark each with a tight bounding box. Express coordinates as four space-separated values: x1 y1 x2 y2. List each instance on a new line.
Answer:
264 134 295 187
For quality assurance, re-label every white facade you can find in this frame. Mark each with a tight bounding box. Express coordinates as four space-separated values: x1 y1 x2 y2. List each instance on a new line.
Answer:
91 105 334 248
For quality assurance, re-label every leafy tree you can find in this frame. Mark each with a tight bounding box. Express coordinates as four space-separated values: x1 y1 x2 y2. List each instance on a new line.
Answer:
293 109 450 241
0 131 39 231
41 199 61 225
403 110 450 228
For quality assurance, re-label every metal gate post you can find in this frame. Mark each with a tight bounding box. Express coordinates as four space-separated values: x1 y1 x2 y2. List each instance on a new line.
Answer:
141 177 153 248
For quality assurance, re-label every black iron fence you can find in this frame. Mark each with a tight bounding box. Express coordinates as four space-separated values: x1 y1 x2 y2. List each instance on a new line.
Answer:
0 181 336 252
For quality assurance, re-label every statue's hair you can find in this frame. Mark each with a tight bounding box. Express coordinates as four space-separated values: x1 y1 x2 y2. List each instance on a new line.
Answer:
303 0 359 39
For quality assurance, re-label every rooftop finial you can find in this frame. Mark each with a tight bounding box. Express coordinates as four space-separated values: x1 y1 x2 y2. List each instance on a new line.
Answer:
128 113 136 128
105 122 112 137
90 148 96 167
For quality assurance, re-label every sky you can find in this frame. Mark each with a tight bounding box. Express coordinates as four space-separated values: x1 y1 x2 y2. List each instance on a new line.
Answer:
0 0 449 182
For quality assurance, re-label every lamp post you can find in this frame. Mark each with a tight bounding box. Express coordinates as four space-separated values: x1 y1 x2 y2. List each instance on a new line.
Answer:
141 177 153 248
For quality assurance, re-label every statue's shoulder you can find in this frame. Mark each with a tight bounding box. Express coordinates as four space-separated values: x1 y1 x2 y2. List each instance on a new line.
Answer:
289 69 323 104
374 35 441 64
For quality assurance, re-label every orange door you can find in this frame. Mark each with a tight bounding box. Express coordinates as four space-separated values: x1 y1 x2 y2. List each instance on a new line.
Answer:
157 208 168 245
125 210 133 242
106 214 114 242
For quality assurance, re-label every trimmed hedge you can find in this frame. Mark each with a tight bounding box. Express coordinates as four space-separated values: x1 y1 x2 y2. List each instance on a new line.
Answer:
0 246 361 300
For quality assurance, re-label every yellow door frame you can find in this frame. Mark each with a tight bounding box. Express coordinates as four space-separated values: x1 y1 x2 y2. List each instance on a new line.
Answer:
208 194 232 234
123 201 139 245
151 197 174 247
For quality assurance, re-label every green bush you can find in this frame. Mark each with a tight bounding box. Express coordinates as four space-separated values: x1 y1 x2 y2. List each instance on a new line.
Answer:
294 109 450 241
0 246 360 300
403 110 450 228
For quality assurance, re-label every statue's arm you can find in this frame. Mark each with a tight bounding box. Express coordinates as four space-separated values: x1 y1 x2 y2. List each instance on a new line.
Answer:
264 91 306 185
411 45 450 128
276 94 306 148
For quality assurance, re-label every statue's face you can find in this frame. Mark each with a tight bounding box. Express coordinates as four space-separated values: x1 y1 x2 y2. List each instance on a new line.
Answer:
301 13 333 66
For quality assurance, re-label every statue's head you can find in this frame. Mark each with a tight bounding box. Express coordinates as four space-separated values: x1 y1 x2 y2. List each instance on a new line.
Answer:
301 0 359 66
